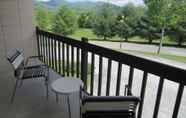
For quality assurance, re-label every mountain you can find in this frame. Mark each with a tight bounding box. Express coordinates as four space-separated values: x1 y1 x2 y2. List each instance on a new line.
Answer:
35 0 120 13
35 0 67 9
67 1 105 11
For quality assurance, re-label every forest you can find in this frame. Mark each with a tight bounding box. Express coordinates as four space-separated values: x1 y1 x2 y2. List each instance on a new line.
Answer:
35 0 186 53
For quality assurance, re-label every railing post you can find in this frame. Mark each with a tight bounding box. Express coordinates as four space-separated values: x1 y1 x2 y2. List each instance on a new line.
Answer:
128 66 134 95
36 27 41 60
172 84 184 118
81 37 88 90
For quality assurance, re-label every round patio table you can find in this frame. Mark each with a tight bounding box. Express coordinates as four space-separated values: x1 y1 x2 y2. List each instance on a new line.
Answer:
51 77 83 118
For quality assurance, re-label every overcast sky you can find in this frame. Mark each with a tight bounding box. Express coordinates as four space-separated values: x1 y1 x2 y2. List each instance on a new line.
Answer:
37 0 144 6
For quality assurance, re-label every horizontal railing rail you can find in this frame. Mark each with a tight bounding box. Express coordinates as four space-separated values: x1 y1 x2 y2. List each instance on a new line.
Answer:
36 28 186 84
36 27 186 118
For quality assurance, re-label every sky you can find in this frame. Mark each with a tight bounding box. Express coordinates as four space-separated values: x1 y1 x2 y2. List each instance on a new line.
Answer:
37 0 144 6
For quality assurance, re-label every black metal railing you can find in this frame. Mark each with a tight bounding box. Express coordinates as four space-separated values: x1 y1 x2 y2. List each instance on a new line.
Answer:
36 27 186 118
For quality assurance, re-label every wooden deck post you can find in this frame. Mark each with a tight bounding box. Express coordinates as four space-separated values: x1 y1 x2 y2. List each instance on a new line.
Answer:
81 37 88 90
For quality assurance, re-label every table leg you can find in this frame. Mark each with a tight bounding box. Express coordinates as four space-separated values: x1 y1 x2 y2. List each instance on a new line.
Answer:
67 95 71 118
55 93 59 103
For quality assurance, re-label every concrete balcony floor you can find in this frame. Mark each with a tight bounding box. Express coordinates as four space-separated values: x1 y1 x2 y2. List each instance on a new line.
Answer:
1 51 186 118
0 57 80 118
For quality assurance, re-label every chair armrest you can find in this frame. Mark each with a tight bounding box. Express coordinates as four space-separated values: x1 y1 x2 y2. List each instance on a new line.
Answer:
24 64 48 69
28 55 43 59
80 86 90 102
25 55 43 66
81 87 90 96
81 96 140 115
83 96 140 103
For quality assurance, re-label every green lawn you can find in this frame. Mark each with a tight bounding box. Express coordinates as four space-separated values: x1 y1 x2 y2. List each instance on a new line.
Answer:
117 49 186 64
158 54 186 63
144 52 186 63
69 28 98 40
69 28 123 40
69 28 180 45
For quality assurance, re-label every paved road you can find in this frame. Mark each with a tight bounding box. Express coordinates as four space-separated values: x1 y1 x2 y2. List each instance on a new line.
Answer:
90 41 186 57
90 41 186 70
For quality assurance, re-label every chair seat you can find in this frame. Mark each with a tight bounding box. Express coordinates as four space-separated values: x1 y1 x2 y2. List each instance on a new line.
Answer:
22 65 48 79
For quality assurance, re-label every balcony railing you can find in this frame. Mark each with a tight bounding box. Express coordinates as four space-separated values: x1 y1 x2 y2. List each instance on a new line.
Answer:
36 27 186 118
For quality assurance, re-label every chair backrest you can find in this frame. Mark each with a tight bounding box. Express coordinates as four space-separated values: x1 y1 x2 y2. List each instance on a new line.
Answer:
6 49 25 77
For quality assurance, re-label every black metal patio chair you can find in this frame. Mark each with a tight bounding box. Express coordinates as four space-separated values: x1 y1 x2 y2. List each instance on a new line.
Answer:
80 86 140 118
6 48 49 103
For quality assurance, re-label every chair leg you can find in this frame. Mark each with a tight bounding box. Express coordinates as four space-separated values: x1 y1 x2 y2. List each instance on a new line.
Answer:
46 67 50 100
45 80 49 100
19 79 23 88
11 79 19 103
67 95 71 118
45 67 50 100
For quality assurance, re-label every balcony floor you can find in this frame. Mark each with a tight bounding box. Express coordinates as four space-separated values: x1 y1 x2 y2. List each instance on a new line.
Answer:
0 58 80 118
1 52 186 118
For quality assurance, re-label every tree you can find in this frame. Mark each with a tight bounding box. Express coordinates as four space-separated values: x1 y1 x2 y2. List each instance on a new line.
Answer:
92 5 116 40
78 12 94 28
35 5 54 31
135 17 160 44
145 0 186 54
115 14 134 42
167 1 186 46
115 3 145 48
52 6 77 35
168 22 186 46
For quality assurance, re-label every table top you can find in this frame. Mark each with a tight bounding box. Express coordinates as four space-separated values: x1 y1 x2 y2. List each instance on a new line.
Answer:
51 77 83 95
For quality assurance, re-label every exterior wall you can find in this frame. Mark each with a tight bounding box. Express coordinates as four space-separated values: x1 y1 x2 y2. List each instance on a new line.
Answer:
0 0 36 79
0 0 36 58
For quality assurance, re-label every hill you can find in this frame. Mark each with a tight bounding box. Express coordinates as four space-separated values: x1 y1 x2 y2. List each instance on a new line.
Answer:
35 0 120 13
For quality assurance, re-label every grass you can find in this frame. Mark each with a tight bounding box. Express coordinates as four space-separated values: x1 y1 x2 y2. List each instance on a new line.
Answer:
69 28 180 45
116 49 186 64
143 51 186 63
47 60 92 76
158 54 186 63
69 28 98 40
69 28 126 41
45 59 92 87
56 60 92 74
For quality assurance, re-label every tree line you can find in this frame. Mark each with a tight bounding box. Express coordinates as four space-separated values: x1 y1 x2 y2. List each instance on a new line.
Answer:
35 0 186 53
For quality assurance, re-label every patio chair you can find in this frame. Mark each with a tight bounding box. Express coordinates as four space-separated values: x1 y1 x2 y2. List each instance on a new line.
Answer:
6 48 49 103
80 86 140 118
